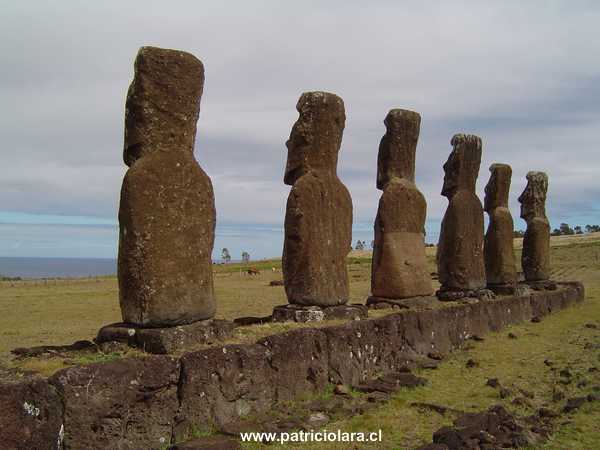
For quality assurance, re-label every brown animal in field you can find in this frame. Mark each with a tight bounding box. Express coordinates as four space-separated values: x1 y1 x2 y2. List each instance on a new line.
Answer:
247 267 260 276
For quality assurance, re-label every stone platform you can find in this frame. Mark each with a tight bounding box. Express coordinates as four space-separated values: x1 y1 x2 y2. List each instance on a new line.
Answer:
272 303 368 323
2 282 584 449
96 319 234 354
366 295 440 310
436 288 496 302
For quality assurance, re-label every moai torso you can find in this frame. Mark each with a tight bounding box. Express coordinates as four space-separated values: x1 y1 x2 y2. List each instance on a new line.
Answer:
371 109 432 298
437 134 486 291
282 92 353 306
519 171 550 281
484 164 517 286
118 47 216 326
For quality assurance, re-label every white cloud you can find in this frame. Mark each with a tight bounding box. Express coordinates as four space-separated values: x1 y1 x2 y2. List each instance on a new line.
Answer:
1 0 599 250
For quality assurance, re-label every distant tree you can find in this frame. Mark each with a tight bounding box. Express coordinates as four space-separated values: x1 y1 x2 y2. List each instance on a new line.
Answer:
355 240 365 251
242 251 250 263
513 230 525 238
574 226 583 235
585 224 600 233
559 223 574 236
221 248 231 263
551 228 561 237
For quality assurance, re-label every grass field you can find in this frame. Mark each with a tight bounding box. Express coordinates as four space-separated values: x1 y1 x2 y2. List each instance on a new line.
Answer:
1 234 599 449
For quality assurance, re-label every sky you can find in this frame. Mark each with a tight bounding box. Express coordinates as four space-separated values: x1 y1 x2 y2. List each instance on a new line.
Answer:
1 1 599 260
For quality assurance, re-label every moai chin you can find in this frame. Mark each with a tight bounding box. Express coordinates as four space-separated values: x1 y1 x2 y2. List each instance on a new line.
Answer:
518 171 550 282
282 91 353 306
118 46 216 326
483 164 517 288
371 109 433 299
436 134 486 298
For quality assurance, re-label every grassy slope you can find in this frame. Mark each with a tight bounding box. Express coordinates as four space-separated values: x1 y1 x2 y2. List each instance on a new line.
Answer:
0 236 599 449
243 239 600 449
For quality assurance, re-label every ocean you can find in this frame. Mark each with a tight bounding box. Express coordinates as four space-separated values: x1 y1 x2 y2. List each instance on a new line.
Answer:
0 257 117 279
0 257 247 279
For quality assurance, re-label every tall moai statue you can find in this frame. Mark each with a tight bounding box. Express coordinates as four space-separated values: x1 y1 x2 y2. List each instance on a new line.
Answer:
370 109 432 300
118 46 216 326
483 164 517 290
518 171 550 282
282 92 353 307
436 134 486 299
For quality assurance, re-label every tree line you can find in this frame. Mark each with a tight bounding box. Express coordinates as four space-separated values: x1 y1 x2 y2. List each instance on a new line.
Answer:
513 223 600 238
220 223 600 262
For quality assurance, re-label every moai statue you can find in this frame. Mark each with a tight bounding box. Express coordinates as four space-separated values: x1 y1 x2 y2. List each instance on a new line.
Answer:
483 164 517 291
118 47 216 326
436 134 487 300
518 171 550 282
370 109 433 301
282 92 353 307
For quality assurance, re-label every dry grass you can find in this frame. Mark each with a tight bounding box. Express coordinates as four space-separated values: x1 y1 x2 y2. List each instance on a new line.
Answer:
240 236 600 450
1 234 599 448
1 234 597 359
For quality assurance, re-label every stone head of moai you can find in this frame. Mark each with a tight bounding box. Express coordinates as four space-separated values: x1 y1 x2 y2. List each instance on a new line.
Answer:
441 134 482 198
484 163 512 212
518 171 548 222
123 46 204 166
376 109 420 189
284 91 345 185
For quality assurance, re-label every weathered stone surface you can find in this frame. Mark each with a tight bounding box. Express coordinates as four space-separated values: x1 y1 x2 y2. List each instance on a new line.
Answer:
257 328 330 401
118 46 216 327
11 339 95 358
233 316 272 326
371 109 433 299
366 295 439 310
177 344 275 435
282 91 352 306
272 304 325 322
431 405 545 449
5 284 584 449
484 164 517 287
354 371 427 393
171 436 241 450
437 134 486 297
0 376 64 450
96 319 234 354
271 303 367 323
519 171 550 281
49 356 179 450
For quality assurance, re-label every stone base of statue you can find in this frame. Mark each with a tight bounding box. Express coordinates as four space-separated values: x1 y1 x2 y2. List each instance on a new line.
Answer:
487 283 534 297
525 280 558 291
271 304 368 323
366 295 439 310
96 319 234 354
436 288 496 302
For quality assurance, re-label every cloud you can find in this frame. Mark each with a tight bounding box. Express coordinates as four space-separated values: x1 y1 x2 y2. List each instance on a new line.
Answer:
1 1 599 258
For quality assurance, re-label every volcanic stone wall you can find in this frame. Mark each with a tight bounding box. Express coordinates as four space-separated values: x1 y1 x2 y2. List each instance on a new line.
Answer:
0 283 584 449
